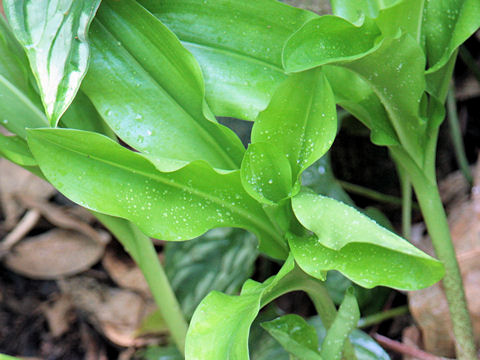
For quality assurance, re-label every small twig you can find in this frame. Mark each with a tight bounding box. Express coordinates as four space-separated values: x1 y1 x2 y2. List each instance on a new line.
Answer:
373 333 453 360
358 305 409 329
0 209 41 257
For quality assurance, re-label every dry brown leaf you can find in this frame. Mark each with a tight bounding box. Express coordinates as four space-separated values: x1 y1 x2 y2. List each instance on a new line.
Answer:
402 326 423 360
3 229 108 279
408 161 480 357
0 159 55 229
59 276 159 347
102 246 151 296
41 295 75 337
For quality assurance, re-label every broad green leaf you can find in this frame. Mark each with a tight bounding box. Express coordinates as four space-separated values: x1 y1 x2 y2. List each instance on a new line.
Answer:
319 288 360 360
241 143 293 204
423 0 480 73
27 129 287 259
323 66 399 146
309 317 390 360
282 16 381 72
289 190 444 289
330 0 401 24
0 134 36 167
140 0 317 121
0 17 47 138
61 91 115 137
165 228 258 319
4 0 101 126
242 69 337 204
185 256 295 360
252 69 337 180
83 0 244 170
261 314 322 360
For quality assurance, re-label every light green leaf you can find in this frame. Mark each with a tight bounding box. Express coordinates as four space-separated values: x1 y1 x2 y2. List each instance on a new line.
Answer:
319 288 360 360
261 314 322 360
185 256 295 360
4 0 101 126
0 134 37 167
165 228 258 319
242 69 337 204
330 0 400 24
83 0 244 170
289 190 444 289
252 69 337 180
423 0 480 73
309 317 390 360
27 128 287 259
241 143 293 204
282 16 381 72
140 0 317 121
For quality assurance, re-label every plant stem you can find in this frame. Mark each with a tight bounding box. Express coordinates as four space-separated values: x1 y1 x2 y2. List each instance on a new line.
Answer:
446 87 473 185
398 168 412 240
338 180 419 210
357 305 409 329
410 175 476 359
94 214 188 354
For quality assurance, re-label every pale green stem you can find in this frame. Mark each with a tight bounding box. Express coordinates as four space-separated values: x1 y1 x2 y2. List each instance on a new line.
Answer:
95 214 188 354
446 87 472 185
397 167 412 240
390 148 476 360
357 305 409 329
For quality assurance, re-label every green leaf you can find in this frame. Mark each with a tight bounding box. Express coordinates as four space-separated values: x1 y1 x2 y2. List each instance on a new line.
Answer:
165 228 258 319
282 16 381 72
140 0 317 121
289 190 444 289
185 256 295 360
319 288 360 360
4 0 101 126
0 134 37 167
423 0 480 73
261 314 322 360
83 0 244 170
0 17 47 138
252 69 337 181
308 317 390 360
241 143 293 204
27 128 287 259
140 345 183 360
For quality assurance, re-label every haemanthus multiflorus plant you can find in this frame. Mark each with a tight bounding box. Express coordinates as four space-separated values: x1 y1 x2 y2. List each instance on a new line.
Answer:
0 0 479 359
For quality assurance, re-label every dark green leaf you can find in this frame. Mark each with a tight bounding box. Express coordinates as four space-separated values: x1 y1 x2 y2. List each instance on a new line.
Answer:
319 288 360 360
423 0 480 72
83 0 244 170
165 228 258 319
261 314 322 360
140 345 183 360
289 190 444 289
4 0 101 126
140 0 317 121
27 129 287 259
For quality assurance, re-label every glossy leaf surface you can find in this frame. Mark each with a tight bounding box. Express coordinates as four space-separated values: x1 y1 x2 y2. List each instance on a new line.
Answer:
242 69 336 203
140 0 317 121
186 257 295 360
4 0 101 126
319 288 360 360
309 317 390 360
423 0 480 72
83 0 244 170
282 16 381 72
0 134 36 167
27 129 287 259
289 191 444 289
261 314 322 360
0 17 47 138
165 228 258 319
